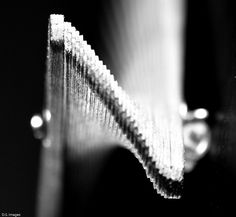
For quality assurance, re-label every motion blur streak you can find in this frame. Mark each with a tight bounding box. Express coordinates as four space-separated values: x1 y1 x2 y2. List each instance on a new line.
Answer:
106 0 185 110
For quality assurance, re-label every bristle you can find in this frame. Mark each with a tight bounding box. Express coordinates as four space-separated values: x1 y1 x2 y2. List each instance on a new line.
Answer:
50 14 64 43
47 14 184 199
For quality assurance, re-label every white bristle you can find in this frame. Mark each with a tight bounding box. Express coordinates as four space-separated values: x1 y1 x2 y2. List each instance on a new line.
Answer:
50 14 64 42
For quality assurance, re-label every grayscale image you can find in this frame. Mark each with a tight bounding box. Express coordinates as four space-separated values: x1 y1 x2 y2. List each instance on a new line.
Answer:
0 1 236 216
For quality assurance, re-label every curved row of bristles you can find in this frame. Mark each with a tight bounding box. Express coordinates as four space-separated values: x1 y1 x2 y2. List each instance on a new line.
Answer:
50 14 183 198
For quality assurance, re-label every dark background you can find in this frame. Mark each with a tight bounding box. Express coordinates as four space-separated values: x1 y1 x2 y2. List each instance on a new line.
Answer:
1 1 236 216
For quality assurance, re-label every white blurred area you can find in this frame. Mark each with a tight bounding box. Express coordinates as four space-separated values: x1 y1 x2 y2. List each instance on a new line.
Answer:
31 115 43 129
106 0 185 110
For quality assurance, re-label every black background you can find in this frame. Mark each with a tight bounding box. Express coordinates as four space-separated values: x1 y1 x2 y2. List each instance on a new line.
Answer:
1 1 236 216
